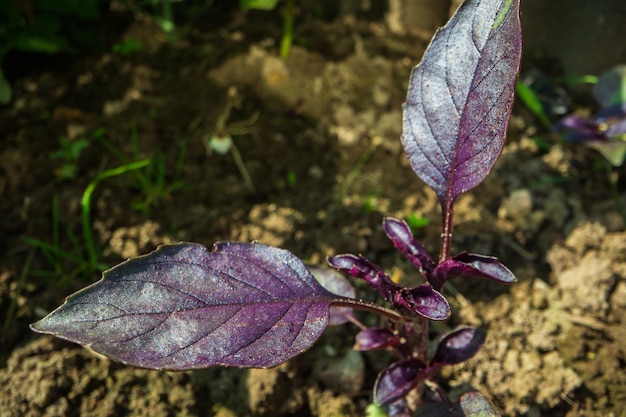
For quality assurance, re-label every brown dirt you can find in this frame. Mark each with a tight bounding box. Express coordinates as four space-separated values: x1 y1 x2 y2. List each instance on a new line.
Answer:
1 4 625 417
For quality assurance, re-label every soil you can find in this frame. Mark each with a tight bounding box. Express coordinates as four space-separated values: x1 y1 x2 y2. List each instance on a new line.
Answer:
1 4 626 417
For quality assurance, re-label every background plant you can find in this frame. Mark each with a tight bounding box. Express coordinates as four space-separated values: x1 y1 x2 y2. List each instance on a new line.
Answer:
240 0 295 58
516 64 626 222
555 64 626 167
192 86 259 194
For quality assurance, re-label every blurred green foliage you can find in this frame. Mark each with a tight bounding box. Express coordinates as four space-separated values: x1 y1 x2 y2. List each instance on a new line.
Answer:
240 0 279 11
406 213 429 232
50 137 90 179
111 38 143 55
0 0 100 103
515 81 552 130
0 0 301 103
240 0 294 58
118 0 216 41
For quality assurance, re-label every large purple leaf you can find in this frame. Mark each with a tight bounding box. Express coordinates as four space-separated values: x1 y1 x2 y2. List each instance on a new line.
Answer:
30 242 343 370
402 0 521 203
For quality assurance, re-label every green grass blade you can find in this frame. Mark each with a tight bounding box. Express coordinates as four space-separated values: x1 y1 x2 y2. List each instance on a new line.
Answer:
81 159 151 268
515 81 552 130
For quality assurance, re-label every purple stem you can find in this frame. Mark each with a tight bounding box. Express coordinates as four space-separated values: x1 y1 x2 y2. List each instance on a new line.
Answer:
406 316 429 411
439 200 454 263
331 298 405 322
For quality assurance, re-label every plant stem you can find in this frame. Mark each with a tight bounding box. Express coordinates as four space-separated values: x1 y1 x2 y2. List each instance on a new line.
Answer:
280 0 294 59
161 0 175 40
439 199 454 263
407 317 429 411
230 142 256 194
331 298 405 322
415 317 429 363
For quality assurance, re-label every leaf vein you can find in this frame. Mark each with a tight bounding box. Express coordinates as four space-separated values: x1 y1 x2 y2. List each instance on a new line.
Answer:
157 308 242 361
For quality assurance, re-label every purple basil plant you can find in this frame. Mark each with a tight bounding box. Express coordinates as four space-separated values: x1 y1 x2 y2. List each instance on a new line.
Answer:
30 0 522 415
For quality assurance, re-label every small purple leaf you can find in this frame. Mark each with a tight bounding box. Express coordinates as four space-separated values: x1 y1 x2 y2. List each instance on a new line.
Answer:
354 328 401 351
431 327 486 367
395 284 450 320
31 242 342 370
384 399 412 417
458 391 500 416
307 264 356 325
432 252 516 290
587 139 626 167
401 0 521 203
592 64 626 112
374 358 426 406
606 117 626 138
383 217 435 274
556 115 603 142
327 254 399 300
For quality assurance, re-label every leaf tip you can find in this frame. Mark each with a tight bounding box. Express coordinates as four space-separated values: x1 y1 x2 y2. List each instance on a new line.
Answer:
29 321 43 333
